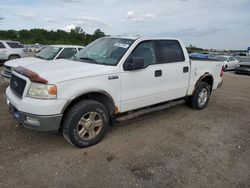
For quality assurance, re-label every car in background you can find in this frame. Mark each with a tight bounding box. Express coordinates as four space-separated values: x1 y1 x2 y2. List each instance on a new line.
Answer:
214 55 239 71
0 40 28 63
31 43 47 53
235 57 250 75
2 45 84 81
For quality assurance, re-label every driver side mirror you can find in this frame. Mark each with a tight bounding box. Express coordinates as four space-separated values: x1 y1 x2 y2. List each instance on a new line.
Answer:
123 57 144 71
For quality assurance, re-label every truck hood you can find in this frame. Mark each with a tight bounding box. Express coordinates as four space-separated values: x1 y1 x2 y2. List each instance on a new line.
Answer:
21 59 119 83
4 57 45 67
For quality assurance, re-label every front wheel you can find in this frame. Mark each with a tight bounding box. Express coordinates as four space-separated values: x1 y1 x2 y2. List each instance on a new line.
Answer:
186 82 211 110
62 100 110 148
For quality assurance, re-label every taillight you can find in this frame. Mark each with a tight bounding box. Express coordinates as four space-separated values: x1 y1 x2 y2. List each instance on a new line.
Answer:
220 66 224 77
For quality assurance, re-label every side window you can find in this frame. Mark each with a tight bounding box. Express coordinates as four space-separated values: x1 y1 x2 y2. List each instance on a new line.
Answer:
155 40 185 63
131 41 156 67
57 48 77 59
6 42 23 48
0 42 6 49
78 48 83 51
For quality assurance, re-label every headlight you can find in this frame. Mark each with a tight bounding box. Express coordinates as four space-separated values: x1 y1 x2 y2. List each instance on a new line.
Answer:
27 83 57 99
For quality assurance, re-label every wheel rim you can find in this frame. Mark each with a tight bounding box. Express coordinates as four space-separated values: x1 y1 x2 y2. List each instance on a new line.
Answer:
77 112 103 140
198 88 208 107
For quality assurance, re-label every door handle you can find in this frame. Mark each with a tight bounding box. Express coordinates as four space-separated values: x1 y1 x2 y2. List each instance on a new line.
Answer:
183 66 189 73
155 70 162 77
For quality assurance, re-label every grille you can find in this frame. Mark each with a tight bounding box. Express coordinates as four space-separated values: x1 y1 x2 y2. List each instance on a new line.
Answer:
240 65 250 69
10 74 27 98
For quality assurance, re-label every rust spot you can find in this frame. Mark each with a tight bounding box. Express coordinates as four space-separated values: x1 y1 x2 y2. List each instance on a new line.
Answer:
114 106 120 114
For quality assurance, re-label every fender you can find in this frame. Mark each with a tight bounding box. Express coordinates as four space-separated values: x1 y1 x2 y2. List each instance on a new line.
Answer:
192 73 214 95
61 89 116 114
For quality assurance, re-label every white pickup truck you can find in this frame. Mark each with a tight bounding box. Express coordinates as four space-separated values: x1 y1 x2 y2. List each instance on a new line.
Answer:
6 37 224 148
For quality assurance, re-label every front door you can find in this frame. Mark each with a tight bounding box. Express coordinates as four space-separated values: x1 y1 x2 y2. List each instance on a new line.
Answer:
120 41 164 112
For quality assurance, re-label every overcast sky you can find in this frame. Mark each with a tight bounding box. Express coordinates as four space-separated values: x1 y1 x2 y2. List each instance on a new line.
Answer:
0 0 249 49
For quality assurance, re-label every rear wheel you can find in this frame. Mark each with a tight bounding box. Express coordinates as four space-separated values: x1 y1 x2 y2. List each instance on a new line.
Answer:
62 100 110 148
8 55 20 60
186 82 211 110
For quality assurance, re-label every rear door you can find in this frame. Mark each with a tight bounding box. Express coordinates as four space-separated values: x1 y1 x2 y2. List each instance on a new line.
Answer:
155 40 190 99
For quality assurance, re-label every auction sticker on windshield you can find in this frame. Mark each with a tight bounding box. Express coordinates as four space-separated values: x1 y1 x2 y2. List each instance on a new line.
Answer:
114 42 129 49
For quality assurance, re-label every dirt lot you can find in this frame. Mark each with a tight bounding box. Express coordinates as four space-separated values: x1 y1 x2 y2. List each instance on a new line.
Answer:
0 69 249 188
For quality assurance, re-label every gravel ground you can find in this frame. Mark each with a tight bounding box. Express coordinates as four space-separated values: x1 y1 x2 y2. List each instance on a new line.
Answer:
0 69 249 188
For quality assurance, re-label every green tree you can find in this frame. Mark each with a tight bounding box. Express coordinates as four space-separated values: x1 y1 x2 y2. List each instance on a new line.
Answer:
93 29 105 39
0 28 106 45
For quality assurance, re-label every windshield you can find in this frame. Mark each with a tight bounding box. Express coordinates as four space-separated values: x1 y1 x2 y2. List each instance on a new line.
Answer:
214 56 228 61
35 46 62 60
73 37 134 66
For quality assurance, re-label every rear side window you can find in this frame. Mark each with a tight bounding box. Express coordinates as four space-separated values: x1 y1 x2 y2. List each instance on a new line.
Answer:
155 40 185 63
6 42 24 48
0 42 6 48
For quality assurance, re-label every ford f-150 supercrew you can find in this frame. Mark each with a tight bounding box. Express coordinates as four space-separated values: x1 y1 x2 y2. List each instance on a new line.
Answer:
6 37 224 148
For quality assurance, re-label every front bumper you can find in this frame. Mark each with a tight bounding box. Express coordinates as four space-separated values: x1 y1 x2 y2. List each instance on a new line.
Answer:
8 101 62 131
6 86 67 131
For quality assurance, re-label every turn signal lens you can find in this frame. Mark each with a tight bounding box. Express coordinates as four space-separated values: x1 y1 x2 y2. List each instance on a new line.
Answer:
48 85 57 96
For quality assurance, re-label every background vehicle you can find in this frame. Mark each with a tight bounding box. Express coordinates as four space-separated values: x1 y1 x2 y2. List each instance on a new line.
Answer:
214 55 239 71
0 40 27 63
5 37 224 148
235 56 250 75
2 45 84 81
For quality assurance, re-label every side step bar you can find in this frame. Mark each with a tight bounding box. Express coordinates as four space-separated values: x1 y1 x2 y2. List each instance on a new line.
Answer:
116 100 185 122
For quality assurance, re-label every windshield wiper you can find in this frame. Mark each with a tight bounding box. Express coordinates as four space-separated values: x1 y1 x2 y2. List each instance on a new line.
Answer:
78 57 98 64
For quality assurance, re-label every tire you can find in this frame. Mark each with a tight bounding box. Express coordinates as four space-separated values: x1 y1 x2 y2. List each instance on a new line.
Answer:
8 55 20 60
62 100 110 148
186 82 211 110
